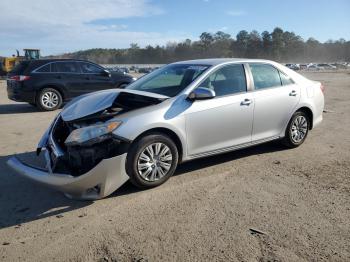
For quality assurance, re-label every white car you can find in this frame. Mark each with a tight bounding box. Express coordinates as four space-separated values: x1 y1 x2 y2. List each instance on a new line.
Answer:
8 59 325 199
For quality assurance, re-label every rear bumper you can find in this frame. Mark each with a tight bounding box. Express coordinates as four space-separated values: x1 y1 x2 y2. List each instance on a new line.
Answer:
7 85 24 102
6 80 36 103
7 153 129 200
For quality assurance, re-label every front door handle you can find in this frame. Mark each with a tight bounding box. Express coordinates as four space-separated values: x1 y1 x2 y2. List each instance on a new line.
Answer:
241 98 252 106
289 90 297 96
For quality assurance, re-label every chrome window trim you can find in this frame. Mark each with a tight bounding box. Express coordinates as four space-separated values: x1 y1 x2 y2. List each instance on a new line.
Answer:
181 61 268 96
33 63 51 73
32 61 106 75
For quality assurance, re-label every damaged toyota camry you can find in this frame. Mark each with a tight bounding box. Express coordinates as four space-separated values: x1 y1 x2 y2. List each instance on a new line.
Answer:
7 59 324 200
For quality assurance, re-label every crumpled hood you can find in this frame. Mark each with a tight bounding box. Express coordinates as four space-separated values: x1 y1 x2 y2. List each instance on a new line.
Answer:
61 89 168 122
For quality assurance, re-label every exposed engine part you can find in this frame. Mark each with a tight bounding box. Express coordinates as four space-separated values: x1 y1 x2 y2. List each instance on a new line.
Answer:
65 138 130 175
50 117 130 176
37 90 167 177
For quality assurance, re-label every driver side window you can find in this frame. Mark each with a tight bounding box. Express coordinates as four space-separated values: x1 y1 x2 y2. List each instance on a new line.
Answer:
200 64 247 97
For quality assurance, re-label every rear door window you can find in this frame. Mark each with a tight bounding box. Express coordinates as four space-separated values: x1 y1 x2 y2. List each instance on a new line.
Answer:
279 71 294 86
249 64 282 90
52 62 80 73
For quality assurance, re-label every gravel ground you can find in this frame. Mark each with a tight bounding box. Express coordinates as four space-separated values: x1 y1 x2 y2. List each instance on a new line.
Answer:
0 71 349 261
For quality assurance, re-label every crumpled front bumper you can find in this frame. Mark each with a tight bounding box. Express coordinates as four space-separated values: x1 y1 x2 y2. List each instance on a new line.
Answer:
7 153 129 200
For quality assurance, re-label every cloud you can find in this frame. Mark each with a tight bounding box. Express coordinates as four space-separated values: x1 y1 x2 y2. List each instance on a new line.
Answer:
0 0 164 26
208 26 229 33
0 0 189 55
226 10 246 16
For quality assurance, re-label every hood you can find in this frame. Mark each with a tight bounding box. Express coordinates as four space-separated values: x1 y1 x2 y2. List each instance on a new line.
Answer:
60 89 168 122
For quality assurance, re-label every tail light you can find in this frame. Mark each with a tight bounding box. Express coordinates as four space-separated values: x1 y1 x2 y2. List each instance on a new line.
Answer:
9 75 31 81
320 83 325 94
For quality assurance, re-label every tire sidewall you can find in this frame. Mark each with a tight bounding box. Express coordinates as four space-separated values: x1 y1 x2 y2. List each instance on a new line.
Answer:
126 133 179 188
118 83 128 89
286 111 309 147
37 88 62 111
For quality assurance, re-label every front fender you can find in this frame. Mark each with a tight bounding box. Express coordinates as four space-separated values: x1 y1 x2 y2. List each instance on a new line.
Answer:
114 115 188 160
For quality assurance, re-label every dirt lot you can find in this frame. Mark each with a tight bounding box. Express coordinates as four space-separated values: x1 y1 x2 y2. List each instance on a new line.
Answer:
0 72 349 261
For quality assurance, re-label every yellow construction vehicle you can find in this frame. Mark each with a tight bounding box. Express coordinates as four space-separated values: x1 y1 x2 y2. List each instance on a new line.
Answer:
1 56 18 74
1 49 40 76
23 49 40 60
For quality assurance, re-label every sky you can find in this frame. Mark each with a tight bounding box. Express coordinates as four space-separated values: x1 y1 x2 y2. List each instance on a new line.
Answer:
0 0 349 56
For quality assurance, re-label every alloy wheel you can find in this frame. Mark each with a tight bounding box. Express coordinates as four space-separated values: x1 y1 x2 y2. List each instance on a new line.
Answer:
41 91 59 109
137 142 173 181
290 115 308 143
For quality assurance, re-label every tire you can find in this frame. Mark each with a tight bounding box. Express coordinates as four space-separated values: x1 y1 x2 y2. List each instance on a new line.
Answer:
282 111 310 148
126 132 179 189
118 83 129 89
36 88 63 111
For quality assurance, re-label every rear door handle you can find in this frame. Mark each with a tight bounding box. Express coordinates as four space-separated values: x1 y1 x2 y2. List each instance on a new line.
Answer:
241 98 252 106
289 90 297 96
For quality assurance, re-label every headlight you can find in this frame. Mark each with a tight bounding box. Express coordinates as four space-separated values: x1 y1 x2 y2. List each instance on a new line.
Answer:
65 121 122 146
132 77 137 81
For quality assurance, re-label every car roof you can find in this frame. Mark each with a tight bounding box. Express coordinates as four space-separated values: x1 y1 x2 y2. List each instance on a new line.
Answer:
29 59 95 63
173 58 275 66
10 59 101 74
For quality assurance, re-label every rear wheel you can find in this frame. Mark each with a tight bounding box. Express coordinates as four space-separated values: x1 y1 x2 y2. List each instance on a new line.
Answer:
126 133 179 188
282 111 309 148
36 88 62 111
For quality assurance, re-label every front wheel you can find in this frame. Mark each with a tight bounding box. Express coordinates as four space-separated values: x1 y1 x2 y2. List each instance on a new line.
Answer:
118 83 129 89
36 88 63 111
282 111 310 148
126 133 179 188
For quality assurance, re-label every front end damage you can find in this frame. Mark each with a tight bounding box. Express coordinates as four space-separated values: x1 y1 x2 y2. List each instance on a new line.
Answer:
7 89 168 200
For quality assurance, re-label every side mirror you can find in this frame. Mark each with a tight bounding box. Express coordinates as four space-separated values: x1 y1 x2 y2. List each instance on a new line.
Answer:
188 87 216 101
101 69 111 77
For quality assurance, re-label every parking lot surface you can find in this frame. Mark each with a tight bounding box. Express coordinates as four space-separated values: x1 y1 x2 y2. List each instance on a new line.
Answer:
0 71 349 261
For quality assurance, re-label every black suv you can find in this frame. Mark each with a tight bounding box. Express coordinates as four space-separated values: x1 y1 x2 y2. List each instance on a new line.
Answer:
7 59 135 110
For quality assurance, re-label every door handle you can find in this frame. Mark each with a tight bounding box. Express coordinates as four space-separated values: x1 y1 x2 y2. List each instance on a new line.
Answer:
241 98 252 106
289 90 297 96
56 75 62 79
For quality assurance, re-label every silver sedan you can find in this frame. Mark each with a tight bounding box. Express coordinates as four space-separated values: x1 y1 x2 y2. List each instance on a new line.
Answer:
7 59 325 199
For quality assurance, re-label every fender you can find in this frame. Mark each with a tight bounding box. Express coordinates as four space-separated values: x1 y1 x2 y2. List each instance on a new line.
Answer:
36 83 68 100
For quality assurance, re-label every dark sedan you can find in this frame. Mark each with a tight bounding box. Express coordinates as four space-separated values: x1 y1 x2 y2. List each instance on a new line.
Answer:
7 59 135 110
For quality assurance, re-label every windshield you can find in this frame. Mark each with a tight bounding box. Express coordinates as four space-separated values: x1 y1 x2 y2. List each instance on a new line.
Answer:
126 64 210 97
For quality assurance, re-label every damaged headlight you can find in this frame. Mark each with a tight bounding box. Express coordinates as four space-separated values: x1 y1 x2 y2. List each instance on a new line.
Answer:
65 121 122 146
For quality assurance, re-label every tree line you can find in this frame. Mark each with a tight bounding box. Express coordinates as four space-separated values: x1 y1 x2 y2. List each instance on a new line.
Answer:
53 27 350 64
